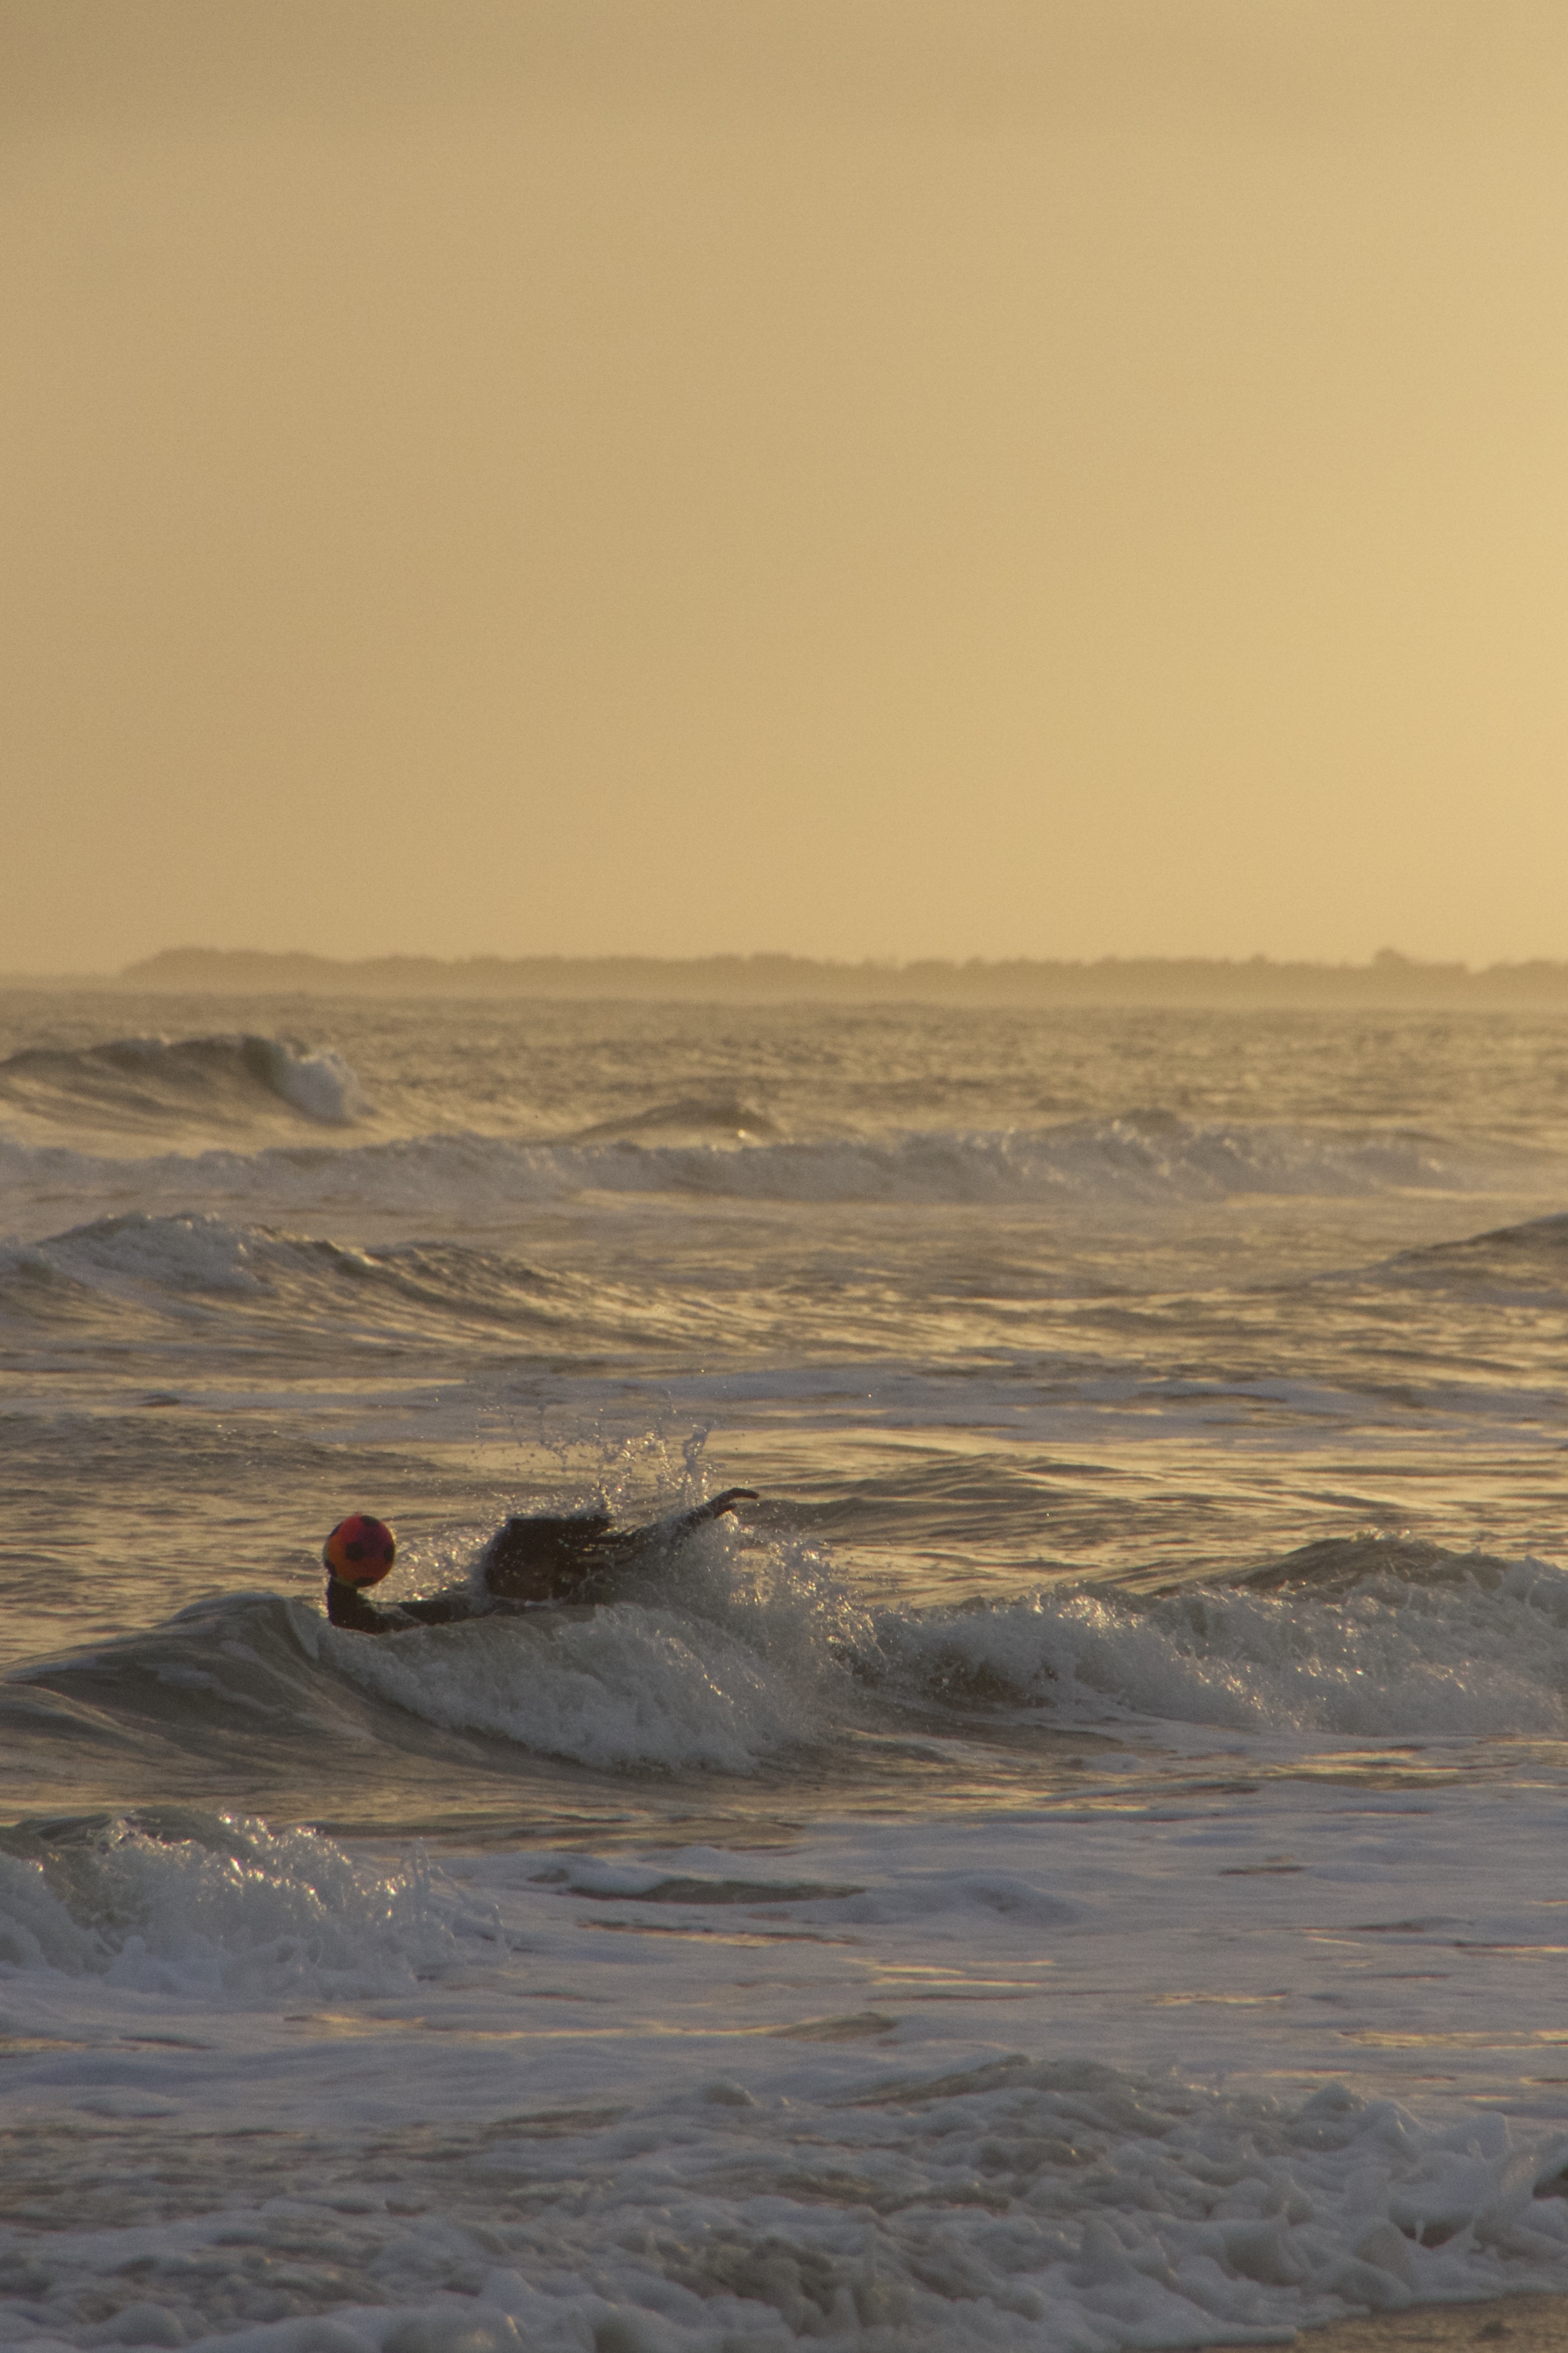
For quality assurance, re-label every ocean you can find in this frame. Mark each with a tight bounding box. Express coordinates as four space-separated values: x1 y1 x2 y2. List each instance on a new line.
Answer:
5 991 1568 2352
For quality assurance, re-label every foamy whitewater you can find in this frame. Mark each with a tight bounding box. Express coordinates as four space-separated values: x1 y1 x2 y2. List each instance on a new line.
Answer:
7 994 1568 2351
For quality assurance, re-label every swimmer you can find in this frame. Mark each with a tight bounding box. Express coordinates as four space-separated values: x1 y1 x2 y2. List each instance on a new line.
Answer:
321 1491 760 1633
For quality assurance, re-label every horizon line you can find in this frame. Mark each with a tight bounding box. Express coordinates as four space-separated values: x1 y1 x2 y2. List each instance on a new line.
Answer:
7 944 1568 1004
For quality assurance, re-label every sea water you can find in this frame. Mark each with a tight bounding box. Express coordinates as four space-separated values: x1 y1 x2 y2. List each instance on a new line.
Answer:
5 993 1568 2351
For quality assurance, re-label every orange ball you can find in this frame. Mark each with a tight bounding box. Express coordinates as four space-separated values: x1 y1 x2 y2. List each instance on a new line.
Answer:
322 1514 396 1585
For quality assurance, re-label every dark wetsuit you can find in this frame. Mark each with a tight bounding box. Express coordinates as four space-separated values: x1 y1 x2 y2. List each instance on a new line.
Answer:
325 1490 757 1633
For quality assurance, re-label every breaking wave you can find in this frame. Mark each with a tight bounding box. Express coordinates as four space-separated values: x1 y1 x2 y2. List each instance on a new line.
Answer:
0 1111 1513 1220
8 1531 1568 1819
879 1536 1568 1741
0 1032 366 1136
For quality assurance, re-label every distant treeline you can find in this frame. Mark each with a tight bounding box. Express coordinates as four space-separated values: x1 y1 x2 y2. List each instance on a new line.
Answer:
94 945 1568 1006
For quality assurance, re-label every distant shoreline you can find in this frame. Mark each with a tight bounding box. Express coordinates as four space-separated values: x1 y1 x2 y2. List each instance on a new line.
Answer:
7 945 1568 1007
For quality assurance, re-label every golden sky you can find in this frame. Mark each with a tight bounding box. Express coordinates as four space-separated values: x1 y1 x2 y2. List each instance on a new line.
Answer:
4 1 1566 972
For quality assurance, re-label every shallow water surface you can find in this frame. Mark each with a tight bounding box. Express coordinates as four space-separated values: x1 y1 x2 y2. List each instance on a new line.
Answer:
5 994 1568 2350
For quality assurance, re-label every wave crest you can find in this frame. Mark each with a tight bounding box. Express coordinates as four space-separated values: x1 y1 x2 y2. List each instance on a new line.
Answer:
880 1539 1568 1739
560 1112 1489 1204
0 1032 366 1136
0 1111 1506 1220
1385 1211 1568 1302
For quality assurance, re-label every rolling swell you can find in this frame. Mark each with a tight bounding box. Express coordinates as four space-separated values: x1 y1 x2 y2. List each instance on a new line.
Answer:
1383 1210 1568 1300
0 1211 722 1363
0 1032 366 1136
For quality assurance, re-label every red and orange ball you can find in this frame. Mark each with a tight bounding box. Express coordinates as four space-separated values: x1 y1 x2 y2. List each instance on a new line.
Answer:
322 1514 396 1586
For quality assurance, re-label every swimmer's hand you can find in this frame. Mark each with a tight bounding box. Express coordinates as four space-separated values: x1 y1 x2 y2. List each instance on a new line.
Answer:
677 1487 760 1528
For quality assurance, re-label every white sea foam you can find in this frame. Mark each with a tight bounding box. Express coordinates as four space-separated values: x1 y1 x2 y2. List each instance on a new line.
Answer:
0 1815 455 1997
253 1038 366 1125
10 1806 1568 2348
150 2069 1568 2353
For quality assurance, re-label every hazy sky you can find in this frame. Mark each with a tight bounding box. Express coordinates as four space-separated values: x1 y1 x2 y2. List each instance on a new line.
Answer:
5 1 1566 972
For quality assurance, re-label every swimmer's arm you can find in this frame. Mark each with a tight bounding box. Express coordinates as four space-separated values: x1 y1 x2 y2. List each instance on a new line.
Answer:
601 1489 760 1569
665 1488 760 1536
326 1581 411 1633
325 1581 480 1632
